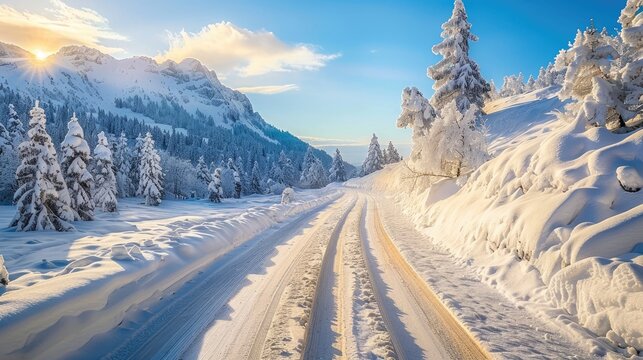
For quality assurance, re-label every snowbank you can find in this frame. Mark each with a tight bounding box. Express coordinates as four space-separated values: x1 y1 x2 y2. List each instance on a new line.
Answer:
0 190 341 359
350 87 642 356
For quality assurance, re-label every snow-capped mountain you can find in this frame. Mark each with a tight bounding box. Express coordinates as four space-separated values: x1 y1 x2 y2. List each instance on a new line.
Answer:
0 42 269 136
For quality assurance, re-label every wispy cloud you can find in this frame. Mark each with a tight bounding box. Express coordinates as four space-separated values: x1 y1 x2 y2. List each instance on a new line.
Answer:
235 84 299 95
0 0 126 55
156 22 339 77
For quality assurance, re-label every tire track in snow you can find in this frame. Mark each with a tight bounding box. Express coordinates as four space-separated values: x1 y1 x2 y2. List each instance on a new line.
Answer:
102 194 349 360
361 194 492 360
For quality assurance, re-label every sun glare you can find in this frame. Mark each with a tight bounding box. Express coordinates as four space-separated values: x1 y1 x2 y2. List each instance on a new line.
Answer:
34 50 48 61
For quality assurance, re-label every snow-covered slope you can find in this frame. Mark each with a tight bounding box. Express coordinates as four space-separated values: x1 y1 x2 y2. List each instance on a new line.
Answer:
352 87 642 357
0 42 269 138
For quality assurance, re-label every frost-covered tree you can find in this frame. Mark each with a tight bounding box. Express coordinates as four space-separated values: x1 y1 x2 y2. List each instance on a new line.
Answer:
361 134 384 176
487 79 499 101
250 160 263 194
428 0 489 113
0 122 18 203
129 134 143 197
618 0 642 117
93 132 117 212
233 167 242 199
278 151 297 186
137 132 163 206
300 148 329 188
500 73 526 97
384 141 401 164
208 168 223 203
526 75 536 92
6 104 24 149
11 101 75 231
425 101 488 177
113 132 133 198
60 113 94 220
195 155 211 189
329 148 347 182
396 87 436 165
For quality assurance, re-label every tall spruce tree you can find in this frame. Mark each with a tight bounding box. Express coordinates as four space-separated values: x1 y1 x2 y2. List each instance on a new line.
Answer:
11 101 75 231
427 0 489 113
138 132 163 206
329 148 347 182
385 141 401 164
209 168 223 203
361 134 384 176
250 160 262 194
60 113 95 220
113 132 133 198
93 132 117 212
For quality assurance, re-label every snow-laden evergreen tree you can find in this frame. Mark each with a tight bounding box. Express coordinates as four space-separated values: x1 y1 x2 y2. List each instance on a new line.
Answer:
195 155 211 190
299 147 317 185
137 132 163 206
329 148 347 182
0 122 17 203
278 151 297 186
113 132 133 198
233 167 242 199
384 141 401 164
361 134 384 176
0 123 10 157
618 0 642 118
129 134 144 197
93 132 117 212
397 87 437 167
300 148 329 188
487 80 499 101
11 100 75 231
269 161 283 184
425 101 488 177
208 168 223 203
6 104 24 149
60 113 94 220
427 0 489 113
250 160 263 194
526 75 536 92
500 73 526 97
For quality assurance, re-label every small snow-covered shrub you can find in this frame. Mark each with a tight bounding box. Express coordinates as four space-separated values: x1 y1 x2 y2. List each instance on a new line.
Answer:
281 187 295 204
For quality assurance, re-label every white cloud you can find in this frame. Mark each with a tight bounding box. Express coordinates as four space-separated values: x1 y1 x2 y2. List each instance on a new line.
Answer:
0 0 126 55
298 135 369 148
156 22 339 77
235 84 299 95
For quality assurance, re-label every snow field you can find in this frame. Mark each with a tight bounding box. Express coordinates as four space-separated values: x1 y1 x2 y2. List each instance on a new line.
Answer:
261 194 357 359
0 190 341 359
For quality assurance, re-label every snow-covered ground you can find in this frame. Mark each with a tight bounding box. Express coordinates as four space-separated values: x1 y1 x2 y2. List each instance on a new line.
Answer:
349 86 642 358
0 189 340 359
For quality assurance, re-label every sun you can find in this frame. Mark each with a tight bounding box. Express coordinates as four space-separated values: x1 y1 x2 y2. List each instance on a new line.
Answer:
34 50 49 61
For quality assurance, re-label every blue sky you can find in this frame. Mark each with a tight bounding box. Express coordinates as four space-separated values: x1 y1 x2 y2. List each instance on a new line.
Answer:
0 0 626 163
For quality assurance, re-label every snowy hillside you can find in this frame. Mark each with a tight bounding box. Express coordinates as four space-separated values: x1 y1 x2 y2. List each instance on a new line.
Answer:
352 86 642 357
0 43 263 134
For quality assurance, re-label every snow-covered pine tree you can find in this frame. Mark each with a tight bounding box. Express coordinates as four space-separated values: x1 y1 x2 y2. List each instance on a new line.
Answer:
113 132 133 198
195 155 211 190
269 162 283 184
487 79 499 101
250 160 263 194
0 123 10 157
427 0 489 113
233 167 242 199
397 87 436 167
60 113 95 220
93 131 117 212
278 151 297 186
137 132 163 206
129 134 143 197
619 0 642 119
361 134 384 176
0 122 16 203
11 100 75 231
6 104 24 149
526 75 536 92
299 147 317 185
208 168 223 203
307 159 329 189
329 148 347 182
385 141 401 164
425 101 488 177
